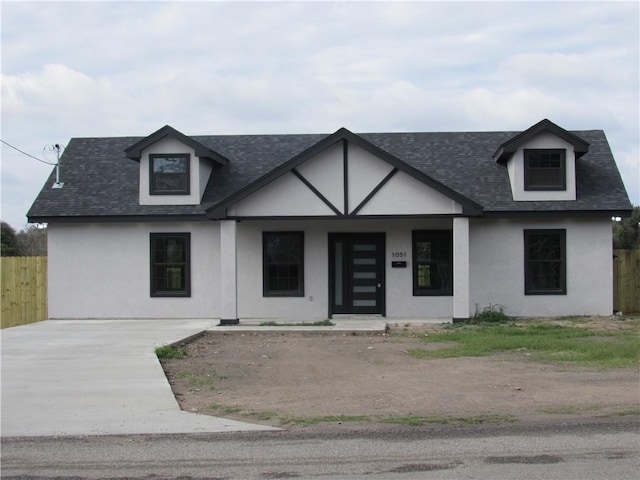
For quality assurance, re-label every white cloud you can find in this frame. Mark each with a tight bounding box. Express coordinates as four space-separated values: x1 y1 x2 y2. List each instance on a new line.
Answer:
4 64 115 111
499 49 638 91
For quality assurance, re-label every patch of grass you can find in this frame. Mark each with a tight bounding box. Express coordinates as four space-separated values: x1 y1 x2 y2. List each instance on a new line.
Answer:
381 414 515 426
380 415 428 426
278 414 369 426
207 403 242 414
557 316 591 323
535 332 640 368
234 410 279 421
539 404 640 417
197 406 517 428
155 344 188 359
612 407 640 417
408 322 640 368
259 320 334 327
177 371 226 390
254 411 278 421
203 406 368 426
619 316 640 325
539 406 579 415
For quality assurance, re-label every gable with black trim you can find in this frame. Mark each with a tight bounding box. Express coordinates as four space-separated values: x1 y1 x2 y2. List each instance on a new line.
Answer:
207 128 482 219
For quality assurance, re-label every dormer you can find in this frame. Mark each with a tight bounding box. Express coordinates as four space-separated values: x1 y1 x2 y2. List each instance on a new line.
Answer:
493 119 589 201
125 125 228 206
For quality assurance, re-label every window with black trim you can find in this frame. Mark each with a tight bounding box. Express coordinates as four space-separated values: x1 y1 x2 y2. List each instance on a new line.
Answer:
263 232 304 297
524 229 566 295
150 154 190 195
412 230 452 296
150 233 191 297
524 149 566 191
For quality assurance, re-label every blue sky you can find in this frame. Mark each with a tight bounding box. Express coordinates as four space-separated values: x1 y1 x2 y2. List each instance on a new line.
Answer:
2 1 638 230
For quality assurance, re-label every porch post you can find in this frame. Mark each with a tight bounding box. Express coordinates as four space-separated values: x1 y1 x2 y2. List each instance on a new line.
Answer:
453 217 470 322
219 220 239 325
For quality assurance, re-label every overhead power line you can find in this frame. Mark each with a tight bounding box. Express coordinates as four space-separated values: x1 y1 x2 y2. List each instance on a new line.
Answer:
1 139 56 165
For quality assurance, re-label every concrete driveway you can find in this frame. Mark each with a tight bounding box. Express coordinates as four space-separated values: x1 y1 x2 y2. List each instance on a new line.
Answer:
1 319 277 437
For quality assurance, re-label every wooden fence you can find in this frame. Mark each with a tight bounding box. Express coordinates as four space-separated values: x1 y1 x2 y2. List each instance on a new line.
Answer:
613 249 640 314
1 256 47 328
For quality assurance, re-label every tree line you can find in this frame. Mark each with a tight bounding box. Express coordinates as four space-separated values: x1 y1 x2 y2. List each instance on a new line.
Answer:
1 222 47 256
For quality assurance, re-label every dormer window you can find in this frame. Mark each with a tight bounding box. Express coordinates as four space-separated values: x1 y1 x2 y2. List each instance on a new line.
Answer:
524 149 566 191
493 120 588 202
150 154 190 195
126 125 229 206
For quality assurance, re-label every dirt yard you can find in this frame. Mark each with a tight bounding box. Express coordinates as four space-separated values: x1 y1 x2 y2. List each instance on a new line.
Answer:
160 320 639 430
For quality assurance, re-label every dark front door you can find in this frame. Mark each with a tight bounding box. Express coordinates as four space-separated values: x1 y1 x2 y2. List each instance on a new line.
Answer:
329 233 385 315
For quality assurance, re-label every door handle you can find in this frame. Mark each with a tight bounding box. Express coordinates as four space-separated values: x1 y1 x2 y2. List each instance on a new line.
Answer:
377 282 382 288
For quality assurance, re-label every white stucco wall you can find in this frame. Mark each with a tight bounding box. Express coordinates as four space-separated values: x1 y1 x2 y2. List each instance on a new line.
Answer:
199 159 213 199
47 217 613 321
507 132 577 201
235 219 455 320
453 217 470 320
383 219 454 319
48 222 220 319
296 142 345 212
358 171 462 215
469 217 613 316
233 172 336 216
347 143 394 210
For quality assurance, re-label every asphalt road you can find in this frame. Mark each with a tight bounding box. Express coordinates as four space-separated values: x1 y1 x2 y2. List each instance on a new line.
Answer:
2 419 639 479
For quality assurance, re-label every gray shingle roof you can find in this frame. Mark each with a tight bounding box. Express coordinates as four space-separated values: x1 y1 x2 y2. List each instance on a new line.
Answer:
27 127 632 222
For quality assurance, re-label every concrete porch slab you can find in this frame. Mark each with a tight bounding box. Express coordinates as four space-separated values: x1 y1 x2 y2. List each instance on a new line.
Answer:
209 318 451 333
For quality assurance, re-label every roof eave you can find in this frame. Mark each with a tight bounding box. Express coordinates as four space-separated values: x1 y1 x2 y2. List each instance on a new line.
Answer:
27 213 210 224
482 208 633 219
124 125 229 165
494 119 590 163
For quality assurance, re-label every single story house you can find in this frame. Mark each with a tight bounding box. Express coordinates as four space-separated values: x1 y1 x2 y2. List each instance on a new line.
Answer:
28 119 632 323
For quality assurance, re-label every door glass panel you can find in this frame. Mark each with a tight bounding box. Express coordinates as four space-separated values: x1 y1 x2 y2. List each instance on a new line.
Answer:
353 271 376 279
353 244 376 251
334 242 343 306
353 285 376 293
353 258 376 265
353 299 376 307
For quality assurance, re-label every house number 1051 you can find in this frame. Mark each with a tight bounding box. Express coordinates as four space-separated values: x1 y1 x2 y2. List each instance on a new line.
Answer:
391 252 407 258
